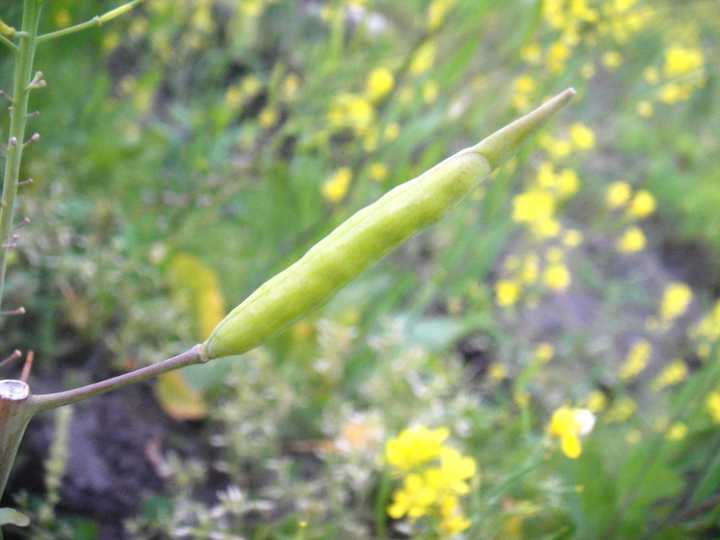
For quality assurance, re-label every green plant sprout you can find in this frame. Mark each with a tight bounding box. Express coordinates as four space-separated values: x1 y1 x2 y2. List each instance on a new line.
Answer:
0 0 575 531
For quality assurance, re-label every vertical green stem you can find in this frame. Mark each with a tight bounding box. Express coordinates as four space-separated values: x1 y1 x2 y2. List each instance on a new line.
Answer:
0 0 41 309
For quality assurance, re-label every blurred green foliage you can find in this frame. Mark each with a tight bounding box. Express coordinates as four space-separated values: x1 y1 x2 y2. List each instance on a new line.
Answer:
2 0 720 538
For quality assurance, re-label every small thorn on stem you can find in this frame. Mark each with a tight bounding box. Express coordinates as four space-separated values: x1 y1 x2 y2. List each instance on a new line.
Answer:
0 90 12 103
18 178 33 187
20 351 34 382
0 306 25 317
24 132 40 146
14 217 31 230
0 349 22 367
26 71 46 91
28 110 40 118
8 136 17 146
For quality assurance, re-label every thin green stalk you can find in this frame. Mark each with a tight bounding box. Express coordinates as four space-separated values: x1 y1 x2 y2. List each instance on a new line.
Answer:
0 34 17 53
0 0 41 310
36 0 142 43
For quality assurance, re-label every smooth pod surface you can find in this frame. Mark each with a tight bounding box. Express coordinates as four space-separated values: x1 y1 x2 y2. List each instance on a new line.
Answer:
205 88 576 359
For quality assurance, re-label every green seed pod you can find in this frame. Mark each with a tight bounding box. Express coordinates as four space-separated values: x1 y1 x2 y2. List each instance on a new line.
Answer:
204 89 576 360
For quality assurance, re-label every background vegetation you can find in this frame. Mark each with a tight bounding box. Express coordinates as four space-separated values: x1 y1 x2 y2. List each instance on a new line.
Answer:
1 0 719 538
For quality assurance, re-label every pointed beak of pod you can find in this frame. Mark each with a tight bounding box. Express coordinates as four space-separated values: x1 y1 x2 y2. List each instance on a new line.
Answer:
470 87 576 168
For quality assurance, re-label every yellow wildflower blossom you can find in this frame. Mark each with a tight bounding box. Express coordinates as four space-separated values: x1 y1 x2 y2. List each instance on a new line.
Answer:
557 168 580 197
617 227 646 253
706 392 720 424
652 360 688 390
422 80 439 104
666 423 687 441
585 390 607 413
569 123 595 150
663 46 703 78
427 0 455 31
496 280 521 307
628 190 656 219
366 67 394 102
543 263 571 291
619 339 652 380
605 397 637 423
602 51 623 69
562 229 583 248
327 93 375 134
322 167 352 203
385 426 450 472
410 41 436 76
259 107 278 129
521 255 539 285
384 122 400 141
521 43 542 65
512 191 555 224
549 406 595 459
535 342 555 364
606 181 632 208
660 282 692 322
636 100 653 118
368 162 388 182
387 473 437 519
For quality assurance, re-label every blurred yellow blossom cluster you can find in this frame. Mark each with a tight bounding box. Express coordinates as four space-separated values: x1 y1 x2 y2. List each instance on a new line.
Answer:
548 406 596 459
689 300 720 361
494 121 593 309
386 426 476 536
605 181 656 253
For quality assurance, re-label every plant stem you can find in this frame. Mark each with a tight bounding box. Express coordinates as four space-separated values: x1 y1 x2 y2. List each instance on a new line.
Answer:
36 0 143 43
0 34 17 53
27 344 206 413
0 0 41 310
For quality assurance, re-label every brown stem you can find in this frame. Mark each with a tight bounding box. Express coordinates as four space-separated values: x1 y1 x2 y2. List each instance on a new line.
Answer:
27 344 206 414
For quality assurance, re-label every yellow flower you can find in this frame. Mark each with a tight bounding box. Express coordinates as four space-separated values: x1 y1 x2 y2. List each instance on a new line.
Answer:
241 75 261 97
259 107 278 129
663 46 703 78
652 360 688 390
628 190 656 219
512 190 555 224
410 41 436 76
225 85 243 109
368 162 388 182
606 180 632 208
659 83 691 104
617 226 645 253
543 264 570 292
602 51 623 69
562 229 583 248
585 390 607 413
619 339 652 381
322 167 352 203
387 473 437 519
660 282 692 322
557 168 580 197
547 41 570 72
606 397 637 423
520 255 539 285
521 43 542 65
327 93 375 134
636 100 654 118
283 73 301 99
534 342 555 364
384 122 400 141
427 0 455 30
496 280 520 307
422 80 439 104
385 426 450 472
366 67 395 102
530 217 561 239
643 66 659 85
488 362 507 382
549 406 595 459
569 123 595 150
539 134 572 159
424 447 477 496
666 423 687 441
706 392 720 424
